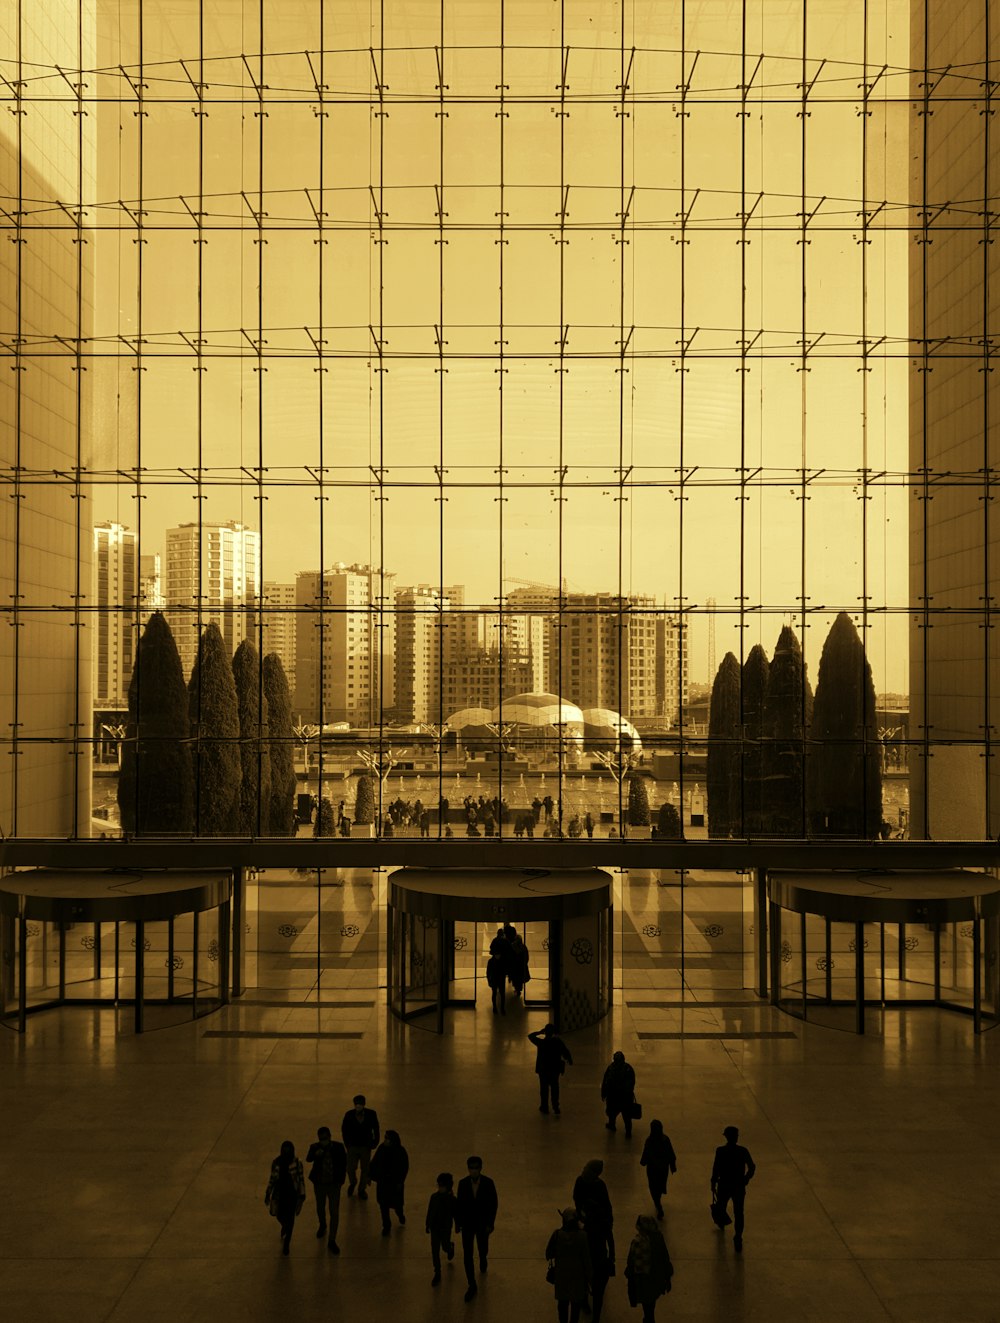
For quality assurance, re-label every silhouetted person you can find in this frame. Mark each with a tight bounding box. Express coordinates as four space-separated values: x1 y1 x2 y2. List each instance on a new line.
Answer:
426 1171 458 1286
487 952 507 1014
529 1022 573 1114
543 794 554 820
625 1215 673 1321
640 1120 677 1219
532 796 543 822
456 1155 498 1301
545 1207 592 1323
584 811 595 839
711 1125 756 1252
265 1139 305 1256
342 1093 380 1199
573 1159 615 1322
306 1124 347 1252
369 1128 409 1235
601 1051 637 1137
509 931 530 996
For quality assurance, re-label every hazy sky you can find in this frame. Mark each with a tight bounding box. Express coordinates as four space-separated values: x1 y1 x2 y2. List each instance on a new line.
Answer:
89 0 913 691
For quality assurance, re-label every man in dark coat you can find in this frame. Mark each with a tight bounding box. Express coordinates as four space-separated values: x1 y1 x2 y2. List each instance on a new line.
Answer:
341 1093 380 1199
573 1158 616 1323
305 1124 347 1253
528 1022 573 1115
369 1128 409 1235
455 1155 499 1301
711 1125 756 1252
601 1050 637 1137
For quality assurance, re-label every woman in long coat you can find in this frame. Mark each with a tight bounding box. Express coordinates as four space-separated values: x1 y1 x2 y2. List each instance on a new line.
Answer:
625 1214 673 1321
264 1139 306 1255
640 1119 678 1218
545 1207 592 1323
369 1128 410 1235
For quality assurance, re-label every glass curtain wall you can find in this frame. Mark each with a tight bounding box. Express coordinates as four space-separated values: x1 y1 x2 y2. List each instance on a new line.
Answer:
1 0 997 850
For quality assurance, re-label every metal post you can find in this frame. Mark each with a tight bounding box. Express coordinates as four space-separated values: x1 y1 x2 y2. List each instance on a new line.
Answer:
220 893 231 1007
800 913 807 1020
436 920 446 1036
768 895 781 1007
231 864 245 999
754 866 768 998
167 917 175 1002
934 923 941 1002
825 919 832 1003
58 922 66 1002
973 918 982 1034
192 910 199 1021
855 920 865 1035
18 910 27 1034
134 920 144 1034
607 901 614 1011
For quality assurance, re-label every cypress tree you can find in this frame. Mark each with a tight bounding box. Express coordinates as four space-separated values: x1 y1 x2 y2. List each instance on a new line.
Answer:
808 612 882 836
762 625 813 835
657 801 681 838
355 774 375 825
741 644 770 834
313 797 335 837
232 639 271 836
627 773 651 826
118 611 194 834
262 652 297 835
707 652 741 838
188 622 241 835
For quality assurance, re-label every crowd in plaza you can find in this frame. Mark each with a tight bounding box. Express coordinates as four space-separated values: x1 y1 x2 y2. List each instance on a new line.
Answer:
264 1058 756 1321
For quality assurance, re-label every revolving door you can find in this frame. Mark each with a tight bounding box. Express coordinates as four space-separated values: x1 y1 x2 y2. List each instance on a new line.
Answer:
388 868 612 1034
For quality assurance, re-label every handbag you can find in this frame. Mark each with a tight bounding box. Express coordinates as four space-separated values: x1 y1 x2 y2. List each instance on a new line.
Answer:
546 1261 557 1285
710 1197 732 1228
630 1100 643 1120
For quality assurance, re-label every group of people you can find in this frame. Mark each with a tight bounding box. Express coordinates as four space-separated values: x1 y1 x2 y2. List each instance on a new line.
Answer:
486 923 531 1012
263 1069 757 1320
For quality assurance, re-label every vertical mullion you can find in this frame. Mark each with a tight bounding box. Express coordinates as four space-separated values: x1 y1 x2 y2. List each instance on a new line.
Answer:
677 3 688 852
616 10 630 842
71 0 86 838
496 1 507 836
316 0 326 986
861 0 872 837
556 0 567 835
11 0 24 836
799 1 810 835
983 1 994 835
919 0 931 838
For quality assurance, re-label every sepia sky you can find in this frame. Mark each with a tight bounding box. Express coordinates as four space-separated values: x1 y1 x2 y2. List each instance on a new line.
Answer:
88 0 913 691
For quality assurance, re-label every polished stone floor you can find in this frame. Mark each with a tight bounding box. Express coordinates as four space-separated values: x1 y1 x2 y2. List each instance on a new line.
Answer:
2 870 999 1322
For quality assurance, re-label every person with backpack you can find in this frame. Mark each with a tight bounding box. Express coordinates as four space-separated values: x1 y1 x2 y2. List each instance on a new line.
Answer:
305 1124 347 1252
264 1139 306 1256
625 1215 673 1320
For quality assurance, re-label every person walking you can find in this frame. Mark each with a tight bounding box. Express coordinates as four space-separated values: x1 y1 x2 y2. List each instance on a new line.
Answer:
529 1022 573 1115
509 930 530 997
572 1159 615 1322
640 1120 677 1219
341 1093 380 1199
624 1215 673 1321
601 1050 637 1137
545 1207 592 1323
369 1128 409 1236
455 1155 498 1301
584 811 595 839
426 1171 458 1286
711 1125 756 1253
305 1124 347 1252
532 796 543 823
264 1139 306 1256
486 950 507 1015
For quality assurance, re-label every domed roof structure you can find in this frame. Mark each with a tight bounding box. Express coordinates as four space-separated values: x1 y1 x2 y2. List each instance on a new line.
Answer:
491 693 585 749
445 707 495 748
581 708 641 754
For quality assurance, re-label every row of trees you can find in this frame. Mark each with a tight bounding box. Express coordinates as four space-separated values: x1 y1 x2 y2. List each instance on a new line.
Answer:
117 612 297 836
707 614 883 838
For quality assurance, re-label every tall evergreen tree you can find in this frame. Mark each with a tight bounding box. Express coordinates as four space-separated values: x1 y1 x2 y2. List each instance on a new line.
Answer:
626 773 651 826
118 611 194 834
707 652 741 838
355 774 375 825
741 644 770 834
232 639 271 836
188 622 241 834
762 625 813 835
262 652 297 835
808 612 882 836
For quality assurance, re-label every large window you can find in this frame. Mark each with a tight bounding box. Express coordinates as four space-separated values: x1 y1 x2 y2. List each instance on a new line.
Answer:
2 1 995 842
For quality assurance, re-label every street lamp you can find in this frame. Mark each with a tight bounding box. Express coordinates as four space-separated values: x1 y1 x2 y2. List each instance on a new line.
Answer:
589 748 637 837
